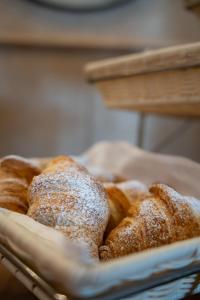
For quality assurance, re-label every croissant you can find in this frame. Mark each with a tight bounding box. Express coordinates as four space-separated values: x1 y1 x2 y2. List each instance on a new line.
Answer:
117 180 148 204
27 156 110 260
0 155 40 213
100 184 200 260
103 183 131 236
103 180 149 236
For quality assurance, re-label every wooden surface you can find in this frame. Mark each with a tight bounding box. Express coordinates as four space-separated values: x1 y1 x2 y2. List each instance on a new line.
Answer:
86 43 200 117
85 42 200 81
1 0 200 50
0 33 141 51
95 67 200 117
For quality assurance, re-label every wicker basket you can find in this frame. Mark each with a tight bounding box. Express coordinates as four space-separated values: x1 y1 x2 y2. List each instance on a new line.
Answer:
1 142 200 300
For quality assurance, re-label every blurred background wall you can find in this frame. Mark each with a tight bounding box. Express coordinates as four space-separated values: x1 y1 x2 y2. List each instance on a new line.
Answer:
0 0 200 161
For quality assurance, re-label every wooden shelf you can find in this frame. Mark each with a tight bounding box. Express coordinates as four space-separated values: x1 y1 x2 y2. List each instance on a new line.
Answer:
85 42 200 117
186 0 200 17
0 32 141 51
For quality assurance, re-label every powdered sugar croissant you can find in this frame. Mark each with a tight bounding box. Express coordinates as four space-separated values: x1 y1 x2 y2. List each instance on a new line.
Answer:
100 184 200 260
27 156 110 260
0 155 40 213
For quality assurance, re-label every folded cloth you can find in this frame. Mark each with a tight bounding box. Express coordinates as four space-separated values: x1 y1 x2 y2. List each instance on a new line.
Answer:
78 141 200 198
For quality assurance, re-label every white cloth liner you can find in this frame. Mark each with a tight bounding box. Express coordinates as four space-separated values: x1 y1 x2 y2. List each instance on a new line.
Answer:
1 141 200 299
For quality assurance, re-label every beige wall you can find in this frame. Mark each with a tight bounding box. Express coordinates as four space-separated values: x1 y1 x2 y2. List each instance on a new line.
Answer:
0 0 200 162
0 48 139 156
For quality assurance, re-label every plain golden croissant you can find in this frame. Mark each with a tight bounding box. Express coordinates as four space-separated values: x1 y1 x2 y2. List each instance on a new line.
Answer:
100 184 200 260
27 156 110 260
0 155 40 213
103 183 131 236
103 180 149 236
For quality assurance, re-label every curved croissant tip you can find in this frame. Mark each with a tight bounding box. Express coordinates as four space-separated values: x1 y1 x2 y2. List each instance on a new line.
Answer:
1 154 34 165
0 155 19 167
150 183 181 203
99 245 111 261
150 183 171 194
0 155 41 178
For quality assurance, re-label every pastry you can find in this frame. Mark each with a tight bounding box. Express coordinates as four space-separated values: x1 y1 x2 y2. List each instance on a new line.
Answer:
117 180 148 204
103 180 149 236
100 184 200 260
27 156 110 260
103 182 131 236
0 155 40 213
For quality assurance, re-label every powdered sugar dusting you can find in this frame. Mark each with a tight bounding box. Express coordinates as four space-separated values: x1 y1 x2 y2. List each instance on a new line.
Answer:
100 184 200 261
28 157 110 259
